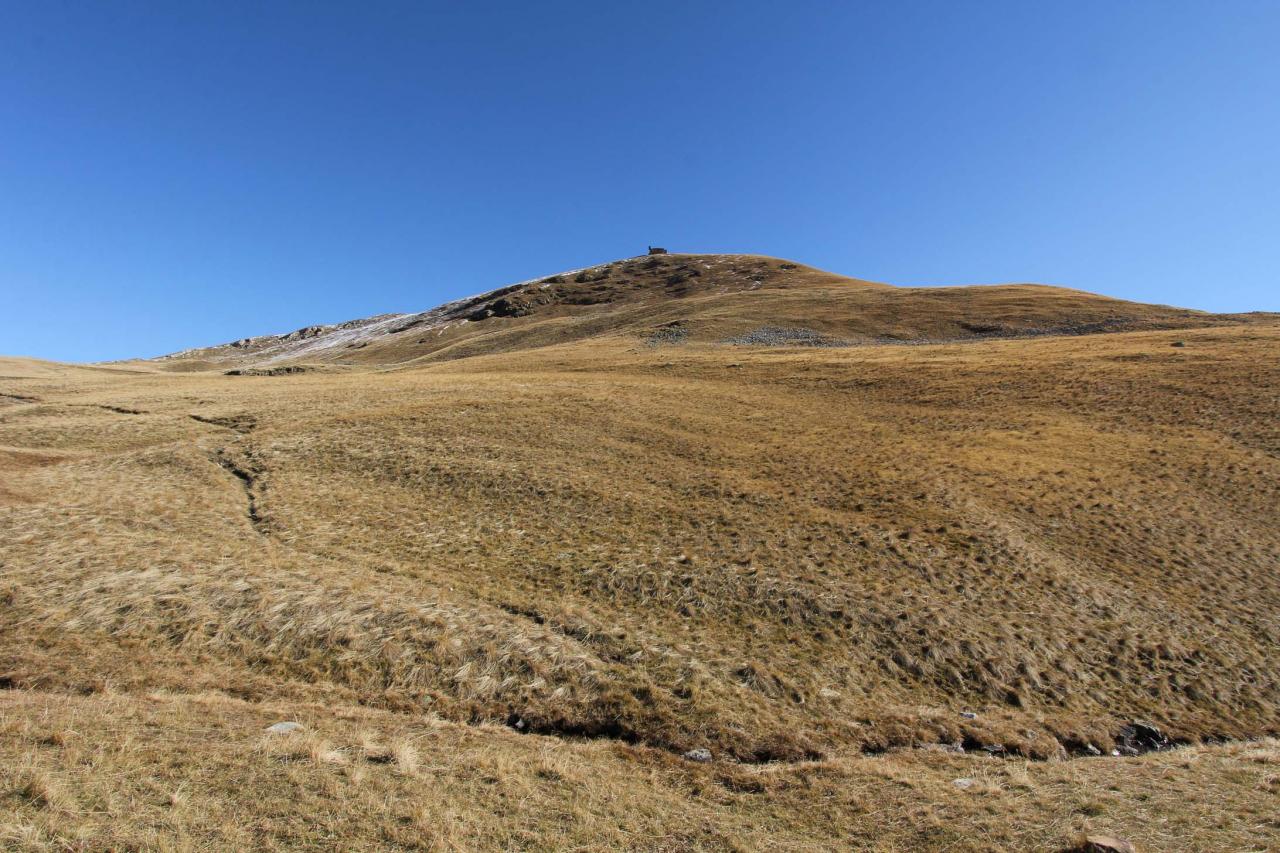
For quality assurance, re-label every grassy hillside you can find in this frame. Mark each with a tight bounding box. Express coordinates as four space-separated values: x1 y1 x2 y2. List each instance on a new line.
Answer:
2 297 1279 849
3 688 1277 851
155 254 1244 371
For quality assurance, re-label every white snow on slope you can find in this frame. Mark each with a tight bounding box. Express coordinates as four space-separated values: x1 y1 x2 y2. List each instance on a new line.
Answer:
160 255 737 365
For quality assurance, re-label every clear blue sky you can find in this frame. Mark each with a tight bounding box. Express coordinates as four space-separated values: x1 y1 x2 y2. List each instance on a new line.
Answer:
3 1 1278 362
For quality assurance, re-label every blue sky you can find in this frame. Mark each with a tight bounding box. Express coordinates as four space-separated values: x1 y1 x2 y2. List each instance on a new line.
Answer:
2 1 1278 362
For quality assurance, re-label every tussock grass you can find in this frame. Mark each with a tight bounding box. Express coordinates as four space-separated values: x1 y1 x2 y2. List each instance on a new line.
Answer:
1 314 1279 848
1 689 1279 851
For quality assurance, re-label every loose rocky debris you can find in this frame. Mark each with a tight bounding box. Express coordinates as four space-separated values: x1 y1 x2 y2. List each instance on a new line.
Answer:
1114 721 1169 756
1065 720 1173 759
225 365 316 376
872 317 1203 348
644 323 688 347
724 326 847 347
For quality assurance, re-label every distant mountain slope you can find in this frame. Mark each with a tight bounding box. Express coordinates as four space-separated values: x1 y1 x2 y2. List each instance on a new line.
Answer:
154 253 1238 370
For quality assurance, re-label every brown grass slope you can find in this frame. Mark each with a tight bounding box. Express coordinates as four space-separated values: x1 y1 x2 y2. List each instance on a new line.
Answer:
154 253 1248 371
2 292 1279 848
3 689 1278 851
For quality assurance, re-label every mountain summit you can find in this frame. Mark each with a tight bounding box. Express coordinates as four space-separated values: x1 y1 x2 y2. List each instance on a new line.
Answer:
157 253 1234 370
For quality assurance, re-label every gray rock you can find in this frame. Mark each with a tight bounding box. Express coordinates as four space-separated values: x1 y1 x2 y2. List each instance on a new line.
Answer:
724 326 846 348
1117 720 1168 754
952 777 974 789
683 748 712 763
645 325 688 347
1081 835 1136 853
265 721 303 735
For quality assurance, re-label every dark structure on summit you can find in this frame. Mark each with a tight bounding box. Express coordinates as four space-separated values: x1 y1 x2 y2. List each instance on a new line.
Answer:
648 246 668 255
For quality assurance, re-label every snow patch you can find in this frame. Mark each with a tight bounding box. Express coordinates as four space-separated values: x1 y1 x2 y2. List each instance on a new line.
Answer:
164 255 735 365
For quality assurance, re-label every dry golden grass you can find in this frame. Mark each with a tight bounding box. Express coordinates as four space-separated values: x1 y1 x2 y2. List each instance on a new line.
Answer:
158 253 1249 371
0 686 1274 850
2 688 1279 851
1 271 1279 848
